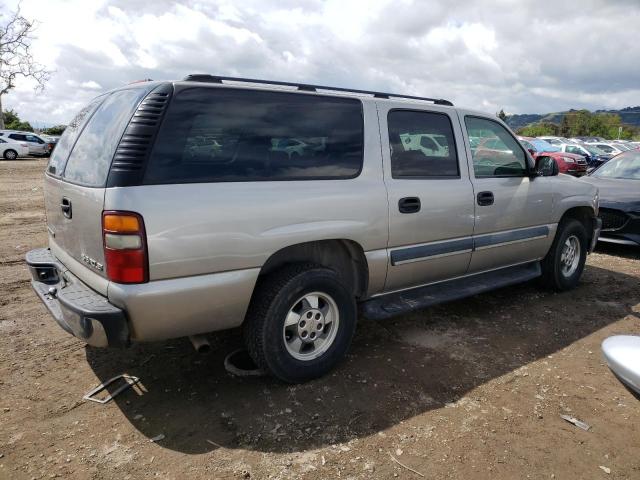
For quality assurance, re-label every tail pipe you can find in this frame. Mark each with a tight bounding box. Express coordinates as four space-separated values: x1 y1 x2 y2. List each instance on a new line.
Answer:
189 334 211 354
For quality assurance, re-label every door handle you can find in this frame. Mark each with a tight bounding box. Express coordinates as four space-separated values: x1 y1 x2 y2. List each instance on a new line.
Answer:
477 191 494 206
60 197 72 218
398 197 421 214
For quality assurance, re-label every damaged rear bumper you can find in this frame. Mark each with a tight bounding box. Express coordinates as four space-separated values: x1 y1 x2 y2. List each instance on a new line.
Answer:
25 248 129 347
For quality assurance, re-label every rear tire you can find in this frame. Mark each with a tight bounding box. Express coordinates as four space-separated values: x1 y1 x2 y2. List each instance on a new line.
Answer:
540 219 588 291
3 149 17 160
243 264 357 383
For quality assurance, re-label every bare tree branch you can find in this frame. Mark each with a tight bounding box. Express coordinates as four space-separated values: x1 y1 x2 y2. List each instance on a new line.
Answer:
0 3 52 98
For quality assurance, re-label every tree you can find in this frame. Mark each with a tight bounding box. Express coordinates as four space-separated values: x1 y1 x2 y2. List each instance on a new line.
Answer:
0 5 51 129
42 125 65 136
517 122 558 137
2 108 32 131
497 109 507 122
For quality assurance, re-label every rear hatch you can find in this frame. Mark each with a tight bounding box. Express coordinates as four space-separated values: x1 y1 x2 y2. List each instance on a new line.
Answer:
44 85 155 294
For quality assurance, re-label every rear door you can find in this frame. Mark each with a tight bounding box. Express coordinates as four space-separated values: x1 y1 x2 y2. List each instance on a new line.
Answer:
379 103 475 292
44 86 152 293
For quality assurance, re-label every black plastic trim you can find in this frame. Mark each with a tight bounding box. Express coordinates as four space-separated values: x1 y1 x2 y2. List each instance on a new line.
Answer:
390 226 550 266
391 238 473 265
473 226 549 249
106 83 174 187
182 74 453 106
361 262 542 320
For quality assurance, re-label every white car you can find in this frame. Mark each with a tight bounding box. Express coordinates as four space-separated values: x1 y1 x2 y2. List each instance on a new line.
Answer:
538 136 573 146
0 138 29 160
0 130 50 156
591 143 627 156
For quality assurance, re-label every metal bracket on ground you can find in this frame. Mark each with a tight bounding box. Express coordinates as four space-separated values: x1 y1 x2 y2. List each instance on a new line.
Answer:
83 374 140 404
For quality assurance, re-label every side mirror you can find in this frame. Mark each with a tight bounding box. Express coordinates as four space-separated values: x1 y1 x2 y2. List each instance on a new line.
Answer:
535 156 559 177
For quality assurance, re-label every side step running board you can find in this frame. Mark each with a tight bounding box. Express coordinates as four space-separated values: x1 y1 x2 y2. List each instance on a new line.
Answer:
360 262 541 321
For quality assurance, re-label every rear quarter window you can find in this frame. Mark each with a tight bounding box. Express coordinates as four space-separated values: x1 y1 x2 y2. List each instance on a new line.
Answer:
144 87 364 184
62 88 150 186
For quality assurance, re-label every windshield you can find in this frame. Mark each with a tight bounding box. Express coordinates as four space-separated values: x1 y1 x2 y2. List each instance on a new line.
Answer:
592 151 640 180
584 145 605 155
530 139 559 152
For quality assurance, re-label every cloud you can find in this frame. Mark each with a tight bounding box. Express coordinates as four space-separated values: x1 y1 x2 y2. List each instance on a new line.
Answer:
2 0 639 126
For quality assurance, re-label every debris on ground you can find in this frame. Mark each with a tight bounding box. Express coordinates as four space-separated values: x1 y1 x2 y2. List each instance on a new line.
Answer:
560 414 591 431
599 465 611 474
389 452 424 477
224 349 264 377
150 434 165 443
83 374 140 404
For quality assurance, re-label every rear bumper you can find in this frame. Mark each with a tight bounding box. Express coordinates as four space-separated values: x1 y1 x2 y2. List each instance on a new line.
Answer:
25 248 129 347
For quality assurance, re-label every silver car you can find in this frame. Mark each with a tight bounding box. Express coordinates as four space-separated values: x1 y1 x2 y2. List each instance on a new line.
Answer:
26 75 601 382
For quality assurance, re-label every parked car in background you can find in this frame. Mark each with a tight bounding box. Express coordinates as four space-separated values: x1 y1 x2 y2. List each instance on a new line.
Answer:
538 136 574 146
0 137 29 159
41 135 59 154
582 150 640 246
590 143 627 156
518 137 587 176
557 142 612 170
25 75 600 383
0 131 50 156
400 132 450 157
572 136 605 143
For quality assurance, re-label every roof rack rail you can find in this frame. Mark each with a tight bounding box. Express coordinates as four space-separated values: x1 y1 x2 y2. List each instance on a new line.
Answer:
182 74 453 106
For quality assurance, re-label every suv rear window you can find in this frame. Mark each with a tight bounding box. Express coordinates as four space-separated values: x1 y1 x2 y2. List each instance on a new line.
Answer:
144 87 364 184
63 88 150 186
47 96 104 176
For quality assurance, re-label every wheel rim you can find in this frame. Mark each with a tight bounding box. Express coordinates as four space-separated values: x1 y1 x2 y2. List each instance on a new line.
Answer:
560 235 581 277
6 151 16 159
282 291 340 361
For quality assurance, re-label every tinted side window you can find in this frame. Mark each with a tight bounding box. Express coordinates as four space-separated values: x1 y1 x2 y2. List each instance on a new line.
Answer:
9 134 25 141
388 110 459 178
144 87 363 184
465 117 527 177
63 88 149 186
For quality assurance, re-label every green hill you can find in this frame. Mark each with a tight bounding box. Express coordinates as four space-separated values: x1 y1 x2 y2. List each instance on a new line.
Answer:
506 106 640 130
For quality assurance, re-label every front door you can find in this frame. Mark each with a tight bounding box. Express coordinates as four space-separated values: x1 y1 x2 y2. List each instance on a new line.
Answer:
461 113 555 273
379 104 475 292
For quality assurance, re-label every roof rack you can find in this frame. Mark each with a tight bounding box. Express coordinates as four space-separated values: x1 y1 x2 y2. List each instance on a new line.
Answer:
182 74 454 106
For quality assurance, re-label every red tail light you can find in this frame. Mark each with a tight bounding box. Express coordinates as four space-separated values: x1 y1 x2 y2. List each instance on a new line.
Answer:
102 211 148 283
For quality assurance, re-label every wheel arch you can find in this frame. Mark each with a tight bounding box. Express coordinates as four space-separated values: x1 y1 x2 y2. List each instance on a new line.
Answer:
558 205 597 245
258 239 369 299
4 148 18 159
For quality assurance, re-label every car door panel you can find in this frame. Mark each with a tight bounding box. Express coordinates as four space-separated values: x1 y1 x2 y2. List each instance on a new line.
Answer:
459 111 555 273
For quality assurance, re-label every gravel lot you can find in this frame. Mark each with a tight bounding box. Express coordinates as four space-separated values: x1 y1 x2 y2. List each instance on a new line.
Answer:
1 159 639 479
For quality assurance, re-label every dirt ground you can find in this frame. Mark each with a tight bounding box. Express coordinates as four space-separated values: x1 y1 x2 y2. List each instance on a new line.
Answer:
1 159 639 480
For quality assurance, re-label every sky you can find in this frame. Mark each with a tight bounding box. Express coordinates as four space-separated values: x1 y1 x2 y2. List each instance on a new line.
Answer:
2 0 639 127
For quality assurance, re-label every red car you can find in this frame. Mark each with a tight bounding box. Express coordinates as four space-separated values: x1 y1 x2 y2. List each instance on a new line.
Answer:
519 137 587 176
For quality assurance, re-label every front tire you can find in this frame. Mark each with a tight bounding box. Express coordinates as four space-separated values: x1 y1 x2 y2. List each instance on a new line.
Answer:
3 149 17 160
540 219 588 291
243 264 357 383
